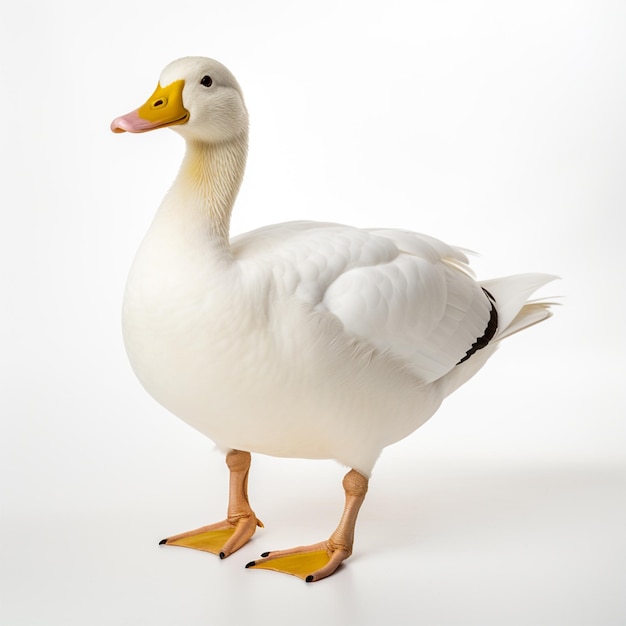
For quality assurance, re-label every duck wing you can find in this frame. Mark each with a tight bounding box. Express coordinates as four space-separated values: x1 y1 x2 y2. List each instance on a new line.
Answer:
232 221 499 383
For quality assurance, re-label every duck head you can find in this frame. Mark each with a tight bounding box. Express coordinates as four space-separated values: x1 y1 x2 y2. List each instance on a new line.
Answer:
111 56 248 144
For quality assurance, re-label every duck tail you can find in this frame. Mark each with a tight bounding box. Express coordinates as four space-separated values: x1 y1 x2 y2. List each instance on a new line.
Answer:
480 273 559 341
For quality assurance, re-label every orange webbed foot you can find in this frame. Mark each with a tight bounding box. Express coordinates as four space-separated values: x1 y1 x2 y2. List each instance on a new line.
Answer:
160 514 263 558
245 539 350 582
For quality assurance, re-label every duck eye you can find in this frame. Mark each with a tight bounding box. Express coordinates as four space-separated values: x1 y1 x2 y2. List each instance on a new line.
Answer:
200 75 213 88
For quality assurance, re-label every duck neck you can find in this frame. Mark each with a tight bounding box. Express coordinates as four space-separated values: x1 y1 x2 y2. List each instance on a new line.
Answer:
166 132 248 247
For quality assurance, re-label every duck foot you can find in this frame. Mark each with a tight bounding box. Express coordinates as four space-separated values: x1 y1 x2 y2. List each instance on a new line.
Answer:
246 540 349 582
160 514 263 558
159 449 263 558
246 468 368 582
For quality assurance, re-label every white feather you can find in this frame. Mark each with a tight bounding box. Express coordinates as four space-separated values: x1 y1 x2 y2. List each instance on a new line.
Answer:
481 273 558 339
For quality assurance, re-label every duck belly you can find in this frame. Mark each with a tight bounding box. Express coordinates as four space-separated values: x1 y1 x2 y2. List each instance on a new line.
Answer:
123 284 442 476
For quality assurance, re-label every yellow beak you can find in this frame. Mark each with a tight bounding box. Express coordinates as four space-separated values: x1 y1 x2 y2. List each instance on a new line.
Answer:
111 79 189 133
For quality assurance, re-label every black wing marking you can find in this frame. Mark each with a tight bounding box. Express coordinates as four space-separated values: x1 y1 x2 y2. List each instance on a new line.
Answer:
456 289 498 365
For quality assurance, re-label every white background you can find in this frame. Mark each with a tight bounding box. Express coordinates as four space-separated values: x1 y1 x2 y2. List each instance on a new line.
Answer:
2 1 625 624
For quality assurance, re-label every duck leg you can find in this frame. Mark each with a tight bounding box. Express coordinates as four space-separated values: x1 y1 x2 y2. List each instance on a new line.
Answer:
159 449 263 558
246 469 368 582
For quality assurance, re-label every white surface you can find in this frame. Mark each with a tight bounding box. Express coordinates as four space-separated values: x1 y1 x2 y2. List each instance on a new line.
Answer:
2 1 625 624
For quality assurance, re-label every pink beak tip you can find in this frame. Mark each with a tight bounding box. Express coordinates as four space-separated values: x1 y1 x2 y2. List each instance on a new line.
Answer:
110 110 144 134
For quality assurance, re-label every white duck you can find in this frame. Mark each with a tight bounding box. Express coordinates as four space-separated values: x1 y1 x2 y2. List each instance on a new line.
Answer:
111 56 555 583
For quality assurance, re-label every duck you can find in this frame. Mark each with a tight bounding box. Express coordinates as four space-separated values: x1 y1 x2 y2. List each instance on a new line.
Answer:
111 56 556 583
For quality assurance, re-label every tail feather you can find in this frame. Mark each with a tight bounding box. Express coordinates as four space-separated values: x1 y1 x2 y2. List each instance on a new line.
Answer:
480 273 558 340
496 301 555 340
